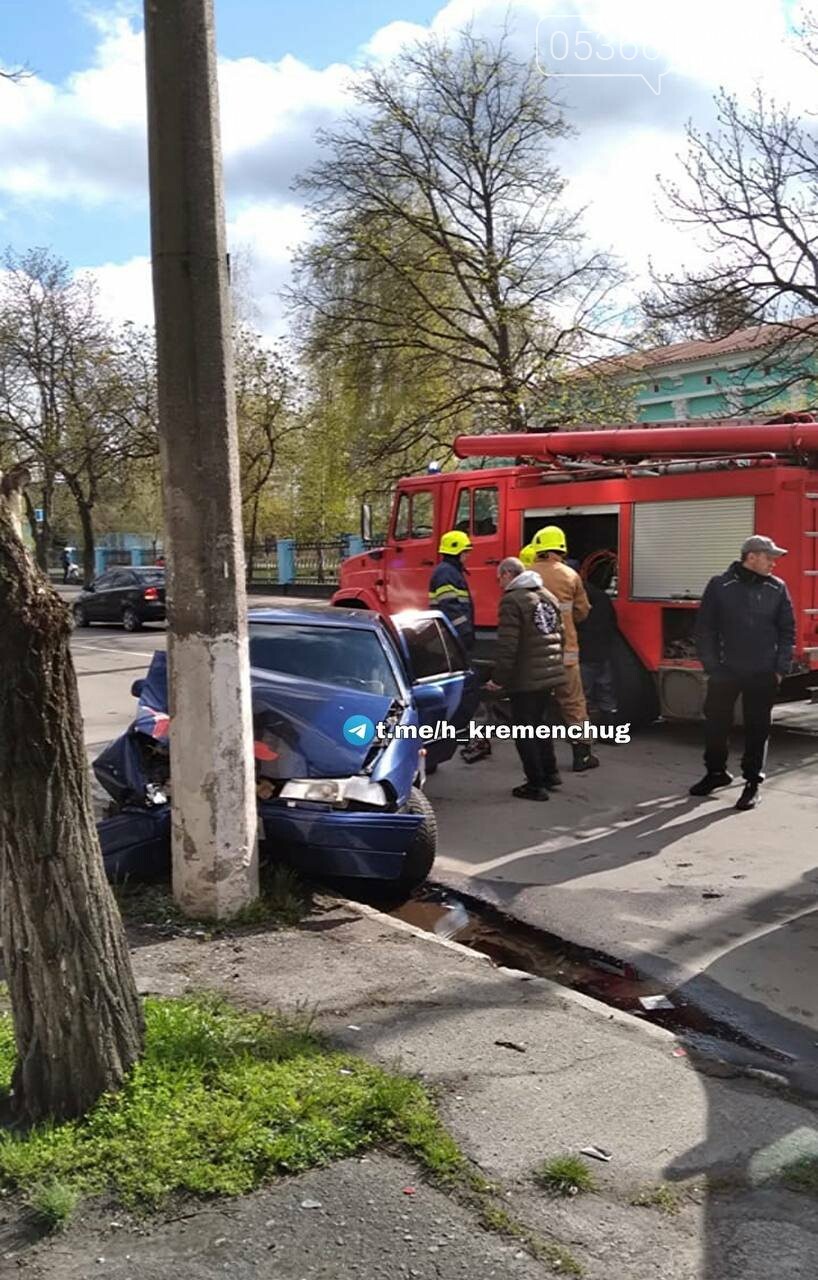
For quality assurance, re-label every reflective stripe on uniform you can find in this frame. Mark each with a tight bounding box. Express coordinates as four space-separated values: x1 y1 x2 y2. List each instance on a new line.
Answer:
429 584 471 600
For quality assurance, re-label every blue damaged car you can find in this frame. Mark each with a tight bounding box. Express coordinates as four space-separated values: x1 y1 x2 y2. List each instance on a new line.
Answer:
93 605 479 889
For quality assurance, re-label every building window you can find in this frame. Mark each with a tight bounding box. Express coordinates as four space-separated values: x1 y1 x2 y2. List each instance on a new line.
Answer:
705 375 713 385
653 383 660 393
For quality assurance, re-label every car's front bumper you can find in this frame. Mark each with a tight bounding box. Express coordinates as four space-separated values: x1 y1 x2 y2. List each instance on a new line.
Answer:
259 801 423 879
97 801 424 883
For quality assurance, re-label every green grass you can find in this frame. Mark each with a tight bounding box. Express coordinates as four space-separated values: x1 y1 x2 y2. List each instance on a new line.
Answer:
26 1180 81 1231
0 995 583 1271
479 1205 584 1275
630 1183 682 1215
534 1155 597 1198
781 1156 818 1196
114 863 309 933
0 995 462 1209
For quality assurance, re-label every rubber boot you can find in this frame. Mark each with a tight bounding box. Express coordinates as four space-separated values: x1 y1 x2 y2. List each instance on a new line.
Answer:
572 742 600 772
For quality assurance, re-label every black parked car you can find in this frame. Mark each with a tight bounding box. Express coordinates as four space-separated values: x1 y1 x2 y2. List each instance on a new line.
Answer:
72 567 166 632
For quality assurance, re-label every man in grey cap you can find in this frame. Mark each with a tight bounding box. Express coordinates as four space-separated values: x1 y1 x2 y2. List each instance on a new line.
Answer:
690 535 795 810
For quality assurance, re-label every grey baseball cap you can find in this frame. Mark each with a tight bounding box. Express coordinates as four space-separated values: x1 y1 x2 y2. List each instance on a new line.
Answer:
741 535 787 557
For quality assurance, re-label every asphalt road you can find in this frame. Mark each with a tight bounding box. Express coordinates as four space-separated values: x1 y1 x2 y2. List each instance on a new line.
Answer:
71 609 818 1069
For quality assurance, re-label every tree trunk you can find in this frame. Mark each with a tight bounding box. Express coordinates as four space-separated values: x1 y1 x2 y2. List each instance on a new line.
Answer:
246 493 260 584
0 498 144 1125
75 497 96 586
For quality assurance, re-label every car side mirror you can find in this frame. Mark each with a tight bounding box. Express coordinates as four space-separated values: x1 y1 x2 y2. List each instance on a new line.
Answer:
131 679 145 698
412 682 447 715
361 500 372 543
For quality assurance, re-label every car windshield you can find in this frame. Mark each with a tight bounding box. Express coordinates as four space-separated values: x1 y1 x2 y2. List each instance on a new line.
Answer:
249 623 401 697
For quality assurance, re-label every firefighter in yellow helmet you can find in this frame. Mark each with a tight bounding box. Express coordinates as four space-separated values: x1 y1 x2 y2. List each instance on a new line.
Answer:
532 526 599 771
429 530 491 763
518 544 538 569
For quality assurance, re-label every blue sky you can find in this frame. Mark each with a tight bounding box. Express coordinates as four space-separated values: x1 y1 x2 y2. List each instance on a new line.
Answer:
0 0 441 271
0 1 808 337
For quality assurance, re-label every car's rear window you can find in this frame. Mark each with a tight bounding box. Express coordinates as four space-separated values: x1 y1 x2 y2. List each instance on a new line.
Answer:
135 570 165 584
249 623 400 697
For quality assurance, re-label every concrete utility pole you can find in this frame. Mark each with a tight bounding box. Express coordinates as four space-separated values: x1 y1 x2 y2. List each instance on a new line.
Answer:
143 0 259 916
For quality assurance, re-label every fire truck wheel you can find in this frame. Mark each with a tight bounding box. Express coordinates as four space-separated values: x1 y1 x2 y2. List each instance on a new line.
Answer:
399 786 438 889
611 632 660 728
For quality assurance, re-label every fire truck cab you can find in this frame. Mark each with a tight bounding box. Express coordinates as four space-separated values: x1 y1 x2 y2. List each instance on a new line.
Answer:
333 421 818 724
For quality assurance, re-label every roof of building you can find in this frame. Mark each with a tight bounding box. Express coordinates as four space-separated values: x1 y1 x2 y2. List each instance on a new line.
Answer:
586 316 818 378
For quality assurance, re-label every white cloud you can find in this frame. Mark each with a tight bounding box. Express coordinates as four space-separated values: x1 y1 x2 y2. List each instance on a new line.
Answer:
82 254 154 329
0 0 808 341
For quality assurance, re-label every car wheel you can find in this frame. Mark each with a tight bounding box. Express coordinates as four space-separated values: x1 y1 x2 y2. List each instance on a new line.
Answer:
397 786 438 891
611 632 660 729
72 603 89 628
122 606 143 632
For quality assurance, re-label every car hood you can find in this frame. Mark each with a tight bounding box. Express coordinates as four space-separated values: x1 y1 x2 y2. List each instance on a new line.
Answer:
130 651 398 778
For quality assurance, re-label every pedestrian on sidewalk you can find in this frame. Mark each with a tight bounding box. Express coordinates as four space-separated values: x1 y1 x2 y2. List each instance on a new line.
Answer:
429 530 491 764
533 527 600 772
61 546 71 584
690 535 795 811
578 578 619 725
485 556 565 801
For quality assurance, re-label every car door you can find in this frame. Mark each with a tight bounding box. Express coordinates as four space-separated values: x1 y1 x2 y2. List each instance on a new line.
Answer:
383 487 438 611
450 480 504 627
86 571 115 622
392 612 480 766
106 570 137 623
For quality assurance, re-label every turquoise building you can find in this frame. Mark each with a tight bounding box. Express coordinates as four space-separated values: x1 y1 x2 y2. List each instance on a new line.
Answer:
607 320 817 423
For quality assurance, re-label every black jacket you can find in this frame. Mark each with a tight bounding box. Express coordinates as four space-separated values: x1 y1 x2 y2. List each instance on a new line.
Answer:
493 571 565 693
577 583 618 664
695 561 796 678
429 555 475 651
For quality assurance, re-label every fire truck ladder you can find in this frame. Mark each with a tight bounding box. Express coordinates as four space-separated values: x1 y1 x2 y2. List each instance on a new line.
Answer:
803 491 818 661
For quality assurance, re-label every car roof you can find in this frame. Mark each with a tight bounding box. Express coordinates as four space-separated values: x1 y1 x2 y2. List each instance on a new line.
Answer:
248 604 384 631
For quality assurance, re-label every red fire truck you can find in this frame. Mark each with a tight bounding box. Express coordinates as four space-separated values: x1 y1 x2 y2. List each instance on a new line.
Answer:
333 420 818 722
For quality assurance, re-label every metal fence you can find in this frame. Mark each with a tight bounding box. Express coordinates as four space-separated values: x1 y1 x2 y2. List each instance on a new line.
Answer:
247 539 278 585
292 539 347 584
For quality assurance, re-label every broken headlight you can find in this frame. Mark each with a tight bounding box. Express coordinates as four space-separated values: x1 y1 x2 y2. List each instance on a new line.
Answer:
279 778 388 807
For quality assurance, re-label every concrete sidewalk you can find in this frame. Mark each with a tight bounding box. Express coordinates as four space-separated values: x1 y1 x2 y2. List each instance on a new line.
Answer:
427 722 818 1067
16 898 818 1280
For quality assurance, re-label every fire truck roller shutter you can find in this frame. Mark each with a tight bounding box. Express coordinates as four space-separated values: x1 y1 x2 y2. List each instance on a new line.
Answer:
632 497 756 600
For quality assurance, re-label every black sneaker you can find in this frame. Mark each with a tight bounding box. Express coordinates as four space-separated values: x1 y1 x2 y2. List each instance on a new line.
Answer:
572 747 600 773
735 782 760 811
512 784 550 802
689 771 733 796
461 740 492 764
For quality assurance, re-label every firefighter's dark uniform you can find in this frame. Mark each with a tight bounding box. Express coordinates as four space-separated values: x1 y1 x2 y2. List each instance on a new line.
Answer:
428 555 475 652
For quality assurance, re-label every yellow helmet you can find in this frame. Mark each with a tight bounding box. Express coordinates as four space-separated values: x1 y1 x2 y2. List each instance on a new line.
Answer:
439 529 473 556
532 525 568 555
519 544 537 567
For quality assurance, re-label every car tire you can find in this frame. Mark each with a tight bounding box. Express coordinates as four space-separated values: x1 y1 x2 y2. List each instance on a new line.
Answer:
122 606 143 633
397 786 437 890
611 632 660 729
73 603 89 628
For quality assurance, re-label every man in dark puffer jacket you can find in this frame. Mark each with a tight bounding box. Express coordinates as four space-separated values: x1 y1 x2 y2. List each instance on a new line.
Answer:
691 535 795 811
486 557 566 801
